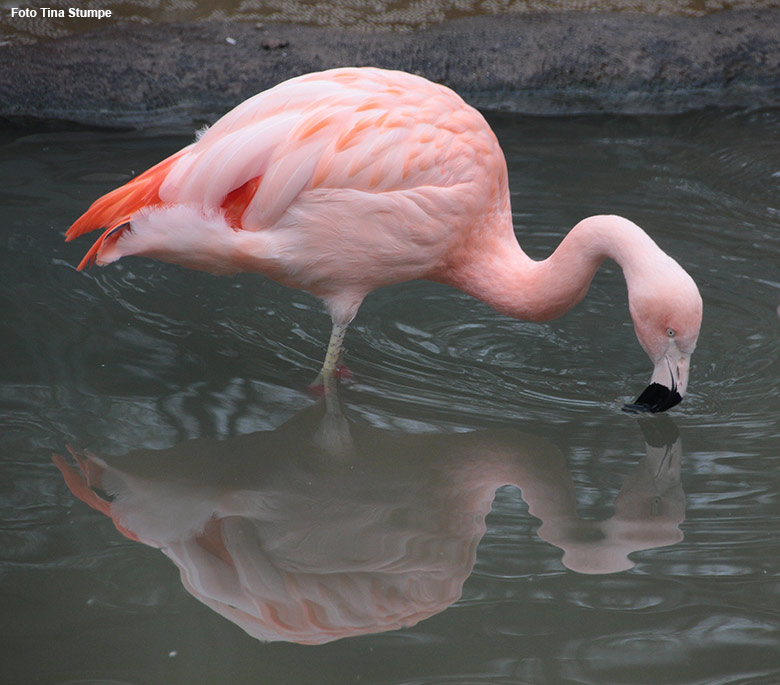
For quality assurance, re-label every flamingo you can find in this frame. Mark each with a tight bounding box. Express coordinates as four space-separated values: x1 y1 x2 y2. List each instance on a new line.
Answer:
66 67 702 412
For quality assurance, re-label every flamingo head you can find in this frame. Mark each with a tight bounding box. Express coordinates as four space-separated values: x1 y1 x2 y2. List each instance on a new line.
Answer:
623 259 703 413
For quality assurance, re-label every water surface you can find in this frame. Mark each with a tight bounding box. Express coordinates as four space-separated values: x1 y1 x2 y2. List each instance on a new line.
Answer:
1 109 779 683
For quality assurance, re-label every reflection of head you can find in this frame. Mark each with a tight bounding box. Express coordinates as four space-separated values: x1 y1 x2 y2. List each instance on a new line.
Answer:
54 405 685 642
534 417 684 574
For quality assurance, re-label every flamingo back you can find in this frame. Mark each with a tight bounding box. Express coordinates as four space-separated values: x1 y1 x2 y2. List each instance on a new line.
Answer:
67 67 509 279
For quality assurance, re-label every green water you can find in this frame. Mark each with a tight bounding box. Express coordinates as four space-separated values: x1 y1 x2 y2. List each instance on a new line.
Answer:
1 109 779 683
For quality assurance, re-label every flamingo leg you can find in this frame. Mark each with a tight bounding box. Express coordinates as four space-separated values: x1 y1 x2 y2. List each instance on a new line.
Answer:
312 321 349 391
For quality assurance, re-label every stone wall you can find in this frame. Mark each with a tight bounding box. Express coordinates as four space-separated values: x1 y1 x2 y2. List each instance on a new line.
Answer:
1 9 777 127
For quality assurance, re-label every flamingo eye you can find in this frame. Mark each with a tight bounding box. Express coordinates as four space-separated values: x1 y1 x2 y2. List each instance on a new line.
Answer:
666 328 675 337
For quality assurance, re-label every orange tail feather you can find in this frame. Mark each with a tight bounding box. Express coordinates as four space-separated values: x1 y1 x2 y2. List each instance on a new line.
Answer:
75 224 126 271
66 149 187 269
221 175 262 229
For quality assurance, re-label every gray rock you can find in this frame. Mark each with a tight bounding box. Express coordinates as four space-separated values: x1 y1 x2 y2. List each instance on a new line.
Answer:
0 10 777 128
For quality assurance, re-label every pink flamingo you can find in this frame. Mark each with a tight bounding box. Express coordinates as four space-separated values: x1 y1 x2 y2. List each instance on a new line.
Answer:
66 67 702 412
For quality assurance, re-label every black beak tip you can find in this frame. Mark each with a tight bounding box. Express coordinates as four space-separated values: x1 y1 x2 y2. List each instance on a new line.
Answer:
622 382 682 414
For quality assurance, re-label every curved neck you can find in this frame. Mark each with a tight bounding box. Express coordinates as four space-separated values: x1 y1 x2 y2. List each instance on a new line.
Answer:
441 215 663 322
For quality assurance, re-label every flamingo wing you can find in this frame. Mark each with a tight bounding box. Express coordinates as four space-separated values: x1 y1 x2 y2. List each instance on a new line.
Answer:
67 67 505 274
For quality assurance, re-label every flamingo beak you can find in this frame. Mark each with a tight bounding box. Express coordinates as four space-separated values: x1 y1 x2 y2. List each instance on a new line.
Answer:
623 351 690 414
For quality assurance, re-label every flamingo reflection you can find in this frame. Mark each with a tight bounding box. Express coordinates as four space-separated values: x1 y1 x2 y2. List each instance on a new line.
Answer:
54 403 683 644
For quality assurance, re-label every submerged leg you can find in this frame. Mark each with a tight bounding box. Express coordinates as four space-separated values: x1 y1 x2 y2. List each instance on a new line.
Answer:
312 374 354 458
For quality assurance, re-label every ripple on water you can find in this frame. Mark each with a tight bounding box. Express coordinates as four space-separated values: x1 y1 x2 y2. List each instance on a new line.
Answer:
347 284 637 425
564 576 680 611
561 611 780 685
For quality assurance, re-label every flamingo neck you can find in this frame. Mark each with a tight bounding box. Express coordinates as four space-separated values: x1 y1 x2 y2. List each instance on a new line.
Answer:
442 214 662 322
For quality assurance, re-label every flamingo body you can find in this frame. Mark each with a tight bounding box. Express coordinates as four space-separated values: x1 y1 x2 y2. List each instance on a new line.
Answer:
68 67 702 411
68 67 506 323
